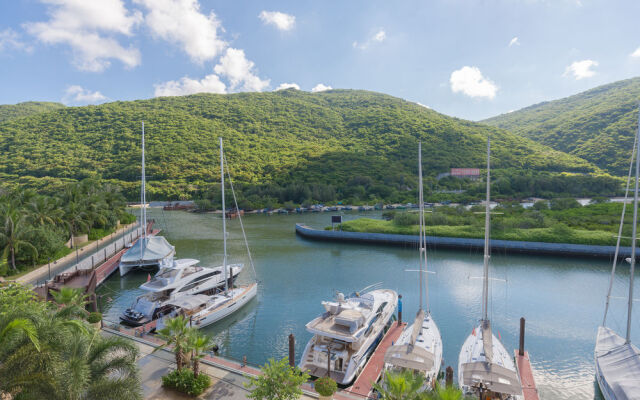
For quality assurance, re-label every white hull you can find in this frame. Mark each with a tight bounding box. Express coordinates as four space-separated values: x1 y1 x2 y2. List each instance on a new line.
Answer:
193 284 258 328
119 252 174 276
595 326 640 400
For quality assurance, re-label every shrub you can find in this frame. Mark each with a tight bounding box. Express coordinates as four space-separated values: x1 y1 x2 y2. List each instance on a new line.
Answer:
162 368 211 396
393 212 419 226
314 377 337 396
87 312 102 323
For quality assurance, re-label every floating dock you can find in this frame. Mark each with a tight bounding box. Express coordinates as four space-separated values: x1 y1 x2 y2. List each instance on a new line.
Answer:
515 350 539 400
295 223 634 259
345 321 406 398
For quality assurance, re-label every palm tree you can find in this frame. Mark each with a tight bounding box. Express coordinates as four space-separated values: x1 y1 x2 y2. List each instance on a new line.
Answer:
0 318 40 352
154 315 190 371
51 287 88 319
420 383 474 400
26 195 63 227
373 370 425 400
0 210 37 271
186 329 215 378
62 199 90 247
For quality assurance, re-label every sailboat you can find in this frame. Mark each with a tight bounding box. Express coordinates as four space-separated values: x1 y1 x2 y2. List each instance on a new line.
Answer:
156 137 258 330
595 110 640 400
120 121 175 276
457 138 523 399
383 141 443 385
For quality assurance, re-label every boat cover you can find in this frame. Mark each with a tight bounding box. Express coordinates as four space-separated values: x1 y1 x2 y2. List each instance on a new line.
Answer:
384 343 435 372
165 294 210 310
121 236 174 264
459 361 522 395
595 326 640 400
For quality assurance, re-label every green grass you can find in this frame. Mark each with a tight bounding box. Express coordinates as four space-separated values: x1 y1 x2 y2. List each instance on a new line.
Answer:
339 218 618 246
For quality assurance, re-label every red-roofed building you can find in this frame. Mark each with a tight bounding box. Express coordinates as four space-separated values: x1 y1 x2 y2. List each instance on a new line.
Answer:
450 168 480 180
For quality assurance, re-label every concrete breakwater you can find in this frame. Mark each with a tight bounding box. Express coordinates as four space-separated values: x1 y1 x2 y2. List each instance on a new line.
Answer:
295 223 631 260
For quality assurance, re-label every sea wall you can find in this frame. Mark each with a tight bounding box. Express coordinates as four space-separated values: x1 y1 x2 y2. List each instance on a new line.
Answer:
295 223 633 260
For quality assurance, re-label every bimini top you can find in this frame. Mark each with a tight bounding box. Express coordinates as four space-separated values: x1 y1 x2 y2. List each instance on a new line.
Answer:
121 236 175 265
595 326 640 399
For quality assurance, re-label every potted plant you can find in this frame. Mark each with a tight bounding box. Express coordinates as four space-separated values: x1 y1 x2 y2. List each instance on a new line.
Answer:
314 377 337 400
86 311 102 328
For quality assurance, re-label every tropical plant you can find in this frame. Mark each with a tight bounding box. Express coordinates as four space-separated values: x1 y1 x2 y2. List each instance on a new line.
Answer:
185 329 215 378
373 370 425 400
420 383 472 400
154 315 190 371
0 210 37 271
314 376 337 396
162 368 211 396
86 312 102 324
245 358 310 400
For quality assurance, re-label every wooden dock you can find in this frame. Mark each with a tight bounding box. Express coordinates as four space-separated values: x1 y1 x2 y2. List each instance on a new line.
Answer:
515 350 539 400
346 321 406 398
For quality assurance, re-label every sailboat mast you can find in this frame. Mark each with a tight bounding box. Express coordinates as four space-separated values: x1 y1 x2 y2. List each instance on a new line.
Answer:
220 137 228 294
482 138 491 322
627 109 640 343
418 141 425 311
141 121 147 242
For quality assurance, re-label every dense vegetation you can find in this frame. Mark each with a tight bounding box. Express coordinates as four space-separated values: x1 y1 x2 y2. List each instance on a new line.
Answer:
0 283 142 399
483 77 640 175
0 179 136 276
0 90 615 206
0 101 64 123
339 200 633 246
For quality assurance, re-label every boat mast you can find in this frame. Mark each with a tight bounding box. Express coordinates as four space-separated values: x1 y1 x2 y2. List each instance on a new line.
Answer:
418 141 427 311
482 138 491 323
220 137 228 295
627 109 640 343
141 121 147 244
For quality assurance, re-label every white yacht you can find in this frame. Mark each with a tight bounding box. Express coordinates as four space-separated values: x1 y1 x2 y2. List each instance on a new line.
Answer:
299 286 398 386
595 109 640 400
120 259 243 326
119 121 176 276
458 138 523 399
384 141 443 385
156 137 259 331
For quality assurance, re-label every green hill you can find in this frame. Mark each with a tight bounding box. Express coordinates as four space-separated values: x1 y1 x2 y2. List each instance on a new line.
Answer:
0 89 610 203
483 77 640 175
0 101 65 123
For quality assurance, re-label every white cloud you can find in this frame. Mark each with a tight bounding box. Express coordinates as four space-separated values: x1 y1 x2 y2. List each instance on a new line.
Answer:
154 74 226 96
25 0 142 72
353 29 386 50
135 0 226 63
450 66 498 99
630 47 640 58
63 85 107 104
509 37 520 47
275 83 300 91
563 59 598 80
214 48 270 92
259 11 295 31
0 28 32 52
311 83 332 92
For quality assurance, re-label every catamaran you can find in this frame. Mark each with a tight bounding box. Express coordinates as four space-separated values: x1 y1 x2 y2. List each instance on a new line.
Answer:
384 141 443 385
119 259 243 326
595 110 640 400
156 137 258 330
458 138 523 400
299 284 398 386
120 121 175 276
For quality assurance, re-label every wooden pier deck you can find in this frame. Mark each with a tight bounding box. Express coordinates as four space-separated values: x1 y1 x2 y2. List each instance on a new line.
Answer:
515 350 539 400
346 321 406 398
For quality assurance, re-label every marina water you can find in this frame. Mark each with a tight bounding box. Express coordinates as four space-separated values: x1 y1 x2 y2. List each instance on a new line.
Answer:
97 209 640 400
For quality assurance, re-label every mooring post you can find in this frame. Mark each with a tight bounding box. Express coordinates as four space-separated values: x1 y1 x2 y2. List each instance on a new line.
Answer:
242 355 247 368
398 294 403 324
288 334 295 367
445 366 453 387
519 317 525 356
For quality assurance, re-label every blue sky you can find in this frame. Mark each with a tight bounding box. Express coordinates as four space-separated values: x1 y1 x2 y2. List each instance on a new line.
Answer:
0 0 639 120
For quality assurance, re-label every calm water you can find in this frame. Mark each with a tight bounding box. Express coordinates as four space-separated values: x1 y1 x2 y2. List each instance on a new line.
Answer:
98 209 640 400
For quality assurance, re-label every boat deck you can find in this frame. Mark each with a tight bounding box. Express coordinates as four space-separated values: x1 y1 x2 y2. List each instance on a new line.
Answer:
346 321 405 398
514 350 539 400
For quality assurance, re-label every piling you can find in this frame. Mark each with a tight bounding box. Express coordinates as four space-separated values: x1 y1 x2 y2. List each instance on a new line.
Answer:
288 334 295 367
445 366 453 387
519 317 525 356
398 294 403 324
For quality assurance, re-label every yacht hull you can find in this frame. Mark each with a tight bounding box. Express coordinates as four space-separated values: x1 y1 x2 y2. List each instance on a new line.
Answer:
594 326 640 400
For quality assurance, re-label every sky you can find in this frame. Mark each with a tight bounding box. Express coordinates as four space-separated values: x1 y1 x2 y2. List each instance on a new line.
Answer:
1 0 639 120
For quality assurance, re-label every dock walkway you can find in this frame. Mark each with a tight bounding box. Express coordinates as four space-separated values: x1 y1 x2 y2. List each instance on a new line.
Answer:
346 321 406 398
515 350 539 400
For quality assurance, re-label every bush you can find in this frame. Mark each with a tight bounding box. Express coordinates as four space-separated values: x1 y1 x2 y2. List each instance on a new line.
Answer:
88 228 114 240
17 225 66 266
87 312 102 323
393 212 419 226
119 212 137 224
162 368 211 396
314 377 337 396
550 198 581 210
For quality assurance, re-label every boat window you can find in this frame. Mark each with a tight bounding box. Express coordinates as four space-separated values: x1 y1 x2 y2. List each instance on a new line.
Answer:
376 302 388 314
178 272 220 292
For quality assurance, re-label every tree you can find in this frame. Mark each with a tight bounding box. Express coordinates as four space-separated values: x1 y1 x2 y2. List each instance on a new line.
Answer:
373 370 425 400
185 329 215 378
245 358 310 400
52 287 89 319
154 315 190 371
0 210 37 271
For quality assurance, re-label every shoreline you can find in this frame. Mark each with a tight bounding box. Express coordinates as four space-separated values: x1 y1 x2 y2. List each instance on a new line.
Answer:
295 223 631 260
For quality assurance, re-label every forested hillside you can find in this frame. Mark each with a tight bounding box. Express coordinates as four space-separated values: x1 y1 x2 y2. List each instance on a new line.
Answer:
483 77 640 175
0 89 615 204
0 101 65 123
